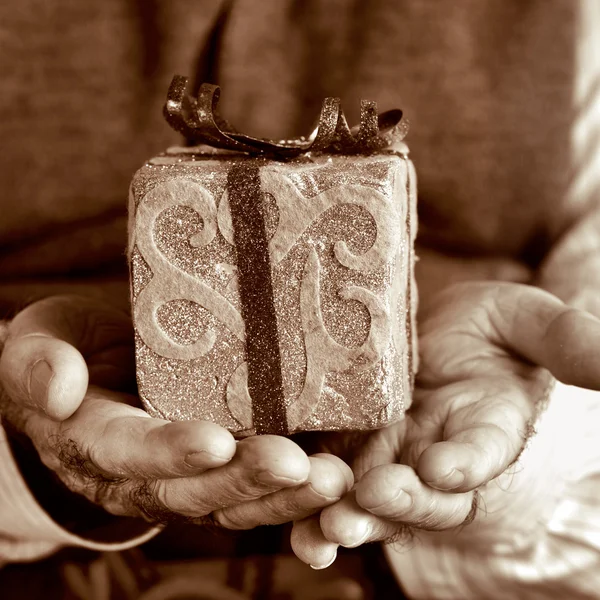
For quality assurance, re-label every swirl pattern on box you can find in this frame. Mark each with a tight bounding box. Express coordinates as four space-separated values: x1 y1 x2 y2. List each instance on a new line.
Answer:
130 151 415 435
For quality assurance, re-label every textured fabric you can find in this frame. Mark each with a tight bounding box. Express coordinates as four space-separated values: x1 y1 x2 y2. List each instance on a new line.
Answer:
2 1 600 597
1 0 596 289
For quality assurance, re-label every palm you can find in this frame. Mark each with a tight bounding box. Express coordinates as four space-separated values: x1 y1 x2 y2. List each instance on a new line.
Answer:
79 301 139 396
292 282 600 565
0 295 353 529
304 282 550 489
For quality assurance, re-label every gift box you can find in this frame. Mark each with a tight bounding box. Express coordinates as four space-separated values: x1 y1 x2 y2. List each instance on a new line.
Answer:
128 77 418 436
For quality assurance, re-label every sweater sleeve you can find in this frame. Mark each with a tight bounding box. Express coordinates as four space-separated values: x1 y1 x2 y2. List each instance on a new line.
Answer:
0 322 160 564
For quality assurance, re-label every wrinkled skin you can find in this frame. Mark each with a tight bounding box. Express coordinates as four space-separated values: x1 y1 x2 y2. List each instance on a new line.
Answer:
2 283 600 568
290 282 600 567
0 296 353 528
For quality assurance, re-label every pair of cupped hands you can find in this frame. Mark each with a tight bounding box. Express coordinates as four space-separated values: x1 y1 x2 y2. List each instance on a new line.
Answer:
1 281 599 568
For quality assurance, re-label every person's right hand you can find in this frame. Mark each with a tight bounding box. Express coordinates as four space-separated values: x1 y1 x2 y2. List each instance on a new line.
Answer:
0 295 352 527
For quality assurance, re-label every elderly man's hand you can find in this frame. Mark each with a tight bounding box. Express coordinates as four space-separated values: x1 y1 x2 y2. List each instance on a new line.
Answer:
291 282 600 568
0 295 352 527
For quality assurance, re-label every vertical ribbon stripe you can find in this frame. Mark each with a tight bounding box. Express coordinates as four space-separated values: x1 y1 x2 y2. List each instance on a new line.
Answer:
227 161 288 435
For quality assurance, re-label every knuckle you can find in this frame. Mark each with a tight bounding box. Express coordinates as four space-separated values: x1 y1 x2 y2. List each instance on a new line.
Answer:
151 479 181 514
131 479 172 522
224 470 268 500
381 523 415 546
263 491 301 521
131 479 199 524
91 479 123 511
55 436 103 480
162 479 216 519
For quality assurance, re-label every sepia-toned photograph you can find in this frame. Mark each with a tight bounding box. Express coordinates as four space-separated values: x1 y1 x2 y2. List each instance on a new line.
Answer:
1 1 599 598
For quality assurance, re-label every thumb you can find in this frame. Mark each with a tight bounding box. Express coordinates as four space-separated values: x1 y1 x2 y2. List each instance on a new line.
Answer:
0 297 89 420
428 282 600 391
488 284 600 390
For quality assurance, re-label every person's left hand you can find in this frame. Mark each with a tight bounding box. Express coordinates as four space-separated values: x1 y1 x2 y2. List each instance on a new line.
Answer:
291 282 600 568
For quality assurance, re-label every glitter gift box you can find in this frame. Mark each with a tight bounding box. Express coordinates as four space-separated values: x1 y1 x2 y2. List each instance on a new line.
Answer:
128 78 418 436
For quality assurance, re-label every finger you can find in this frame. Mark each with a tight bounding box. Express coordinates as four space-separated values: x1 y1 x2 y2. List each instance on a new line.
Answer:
0 297 104 420
319 491 425 552
318 493 396 548
355 464 474 530
0 332 88 421
94 417 238 478
30 387 237 479
213 454 354 529
439 283 600 390
153 435 311 518
313 452 355 490
291 514 339 570
489 285 600 389
415 378 535 491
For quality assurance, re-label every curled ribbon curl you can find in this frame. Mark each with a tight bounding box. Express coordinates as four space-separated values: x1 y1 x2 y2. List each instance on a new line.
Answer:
164 75 408 157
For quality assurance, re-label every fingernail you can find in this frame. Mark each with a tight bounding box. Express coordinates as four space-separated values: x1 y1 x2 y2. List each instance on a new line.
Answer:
184 451 230 467
426 468 465 490
28 360 53 410
256 470 305 486
339 521 372 549
310 548 338 570
340 530 371 549
306 483 340 503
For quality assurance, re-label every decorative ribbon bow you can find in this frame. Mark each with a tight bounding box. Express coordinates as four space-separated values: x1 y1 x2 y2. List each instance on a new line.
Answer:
164 75 408 157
